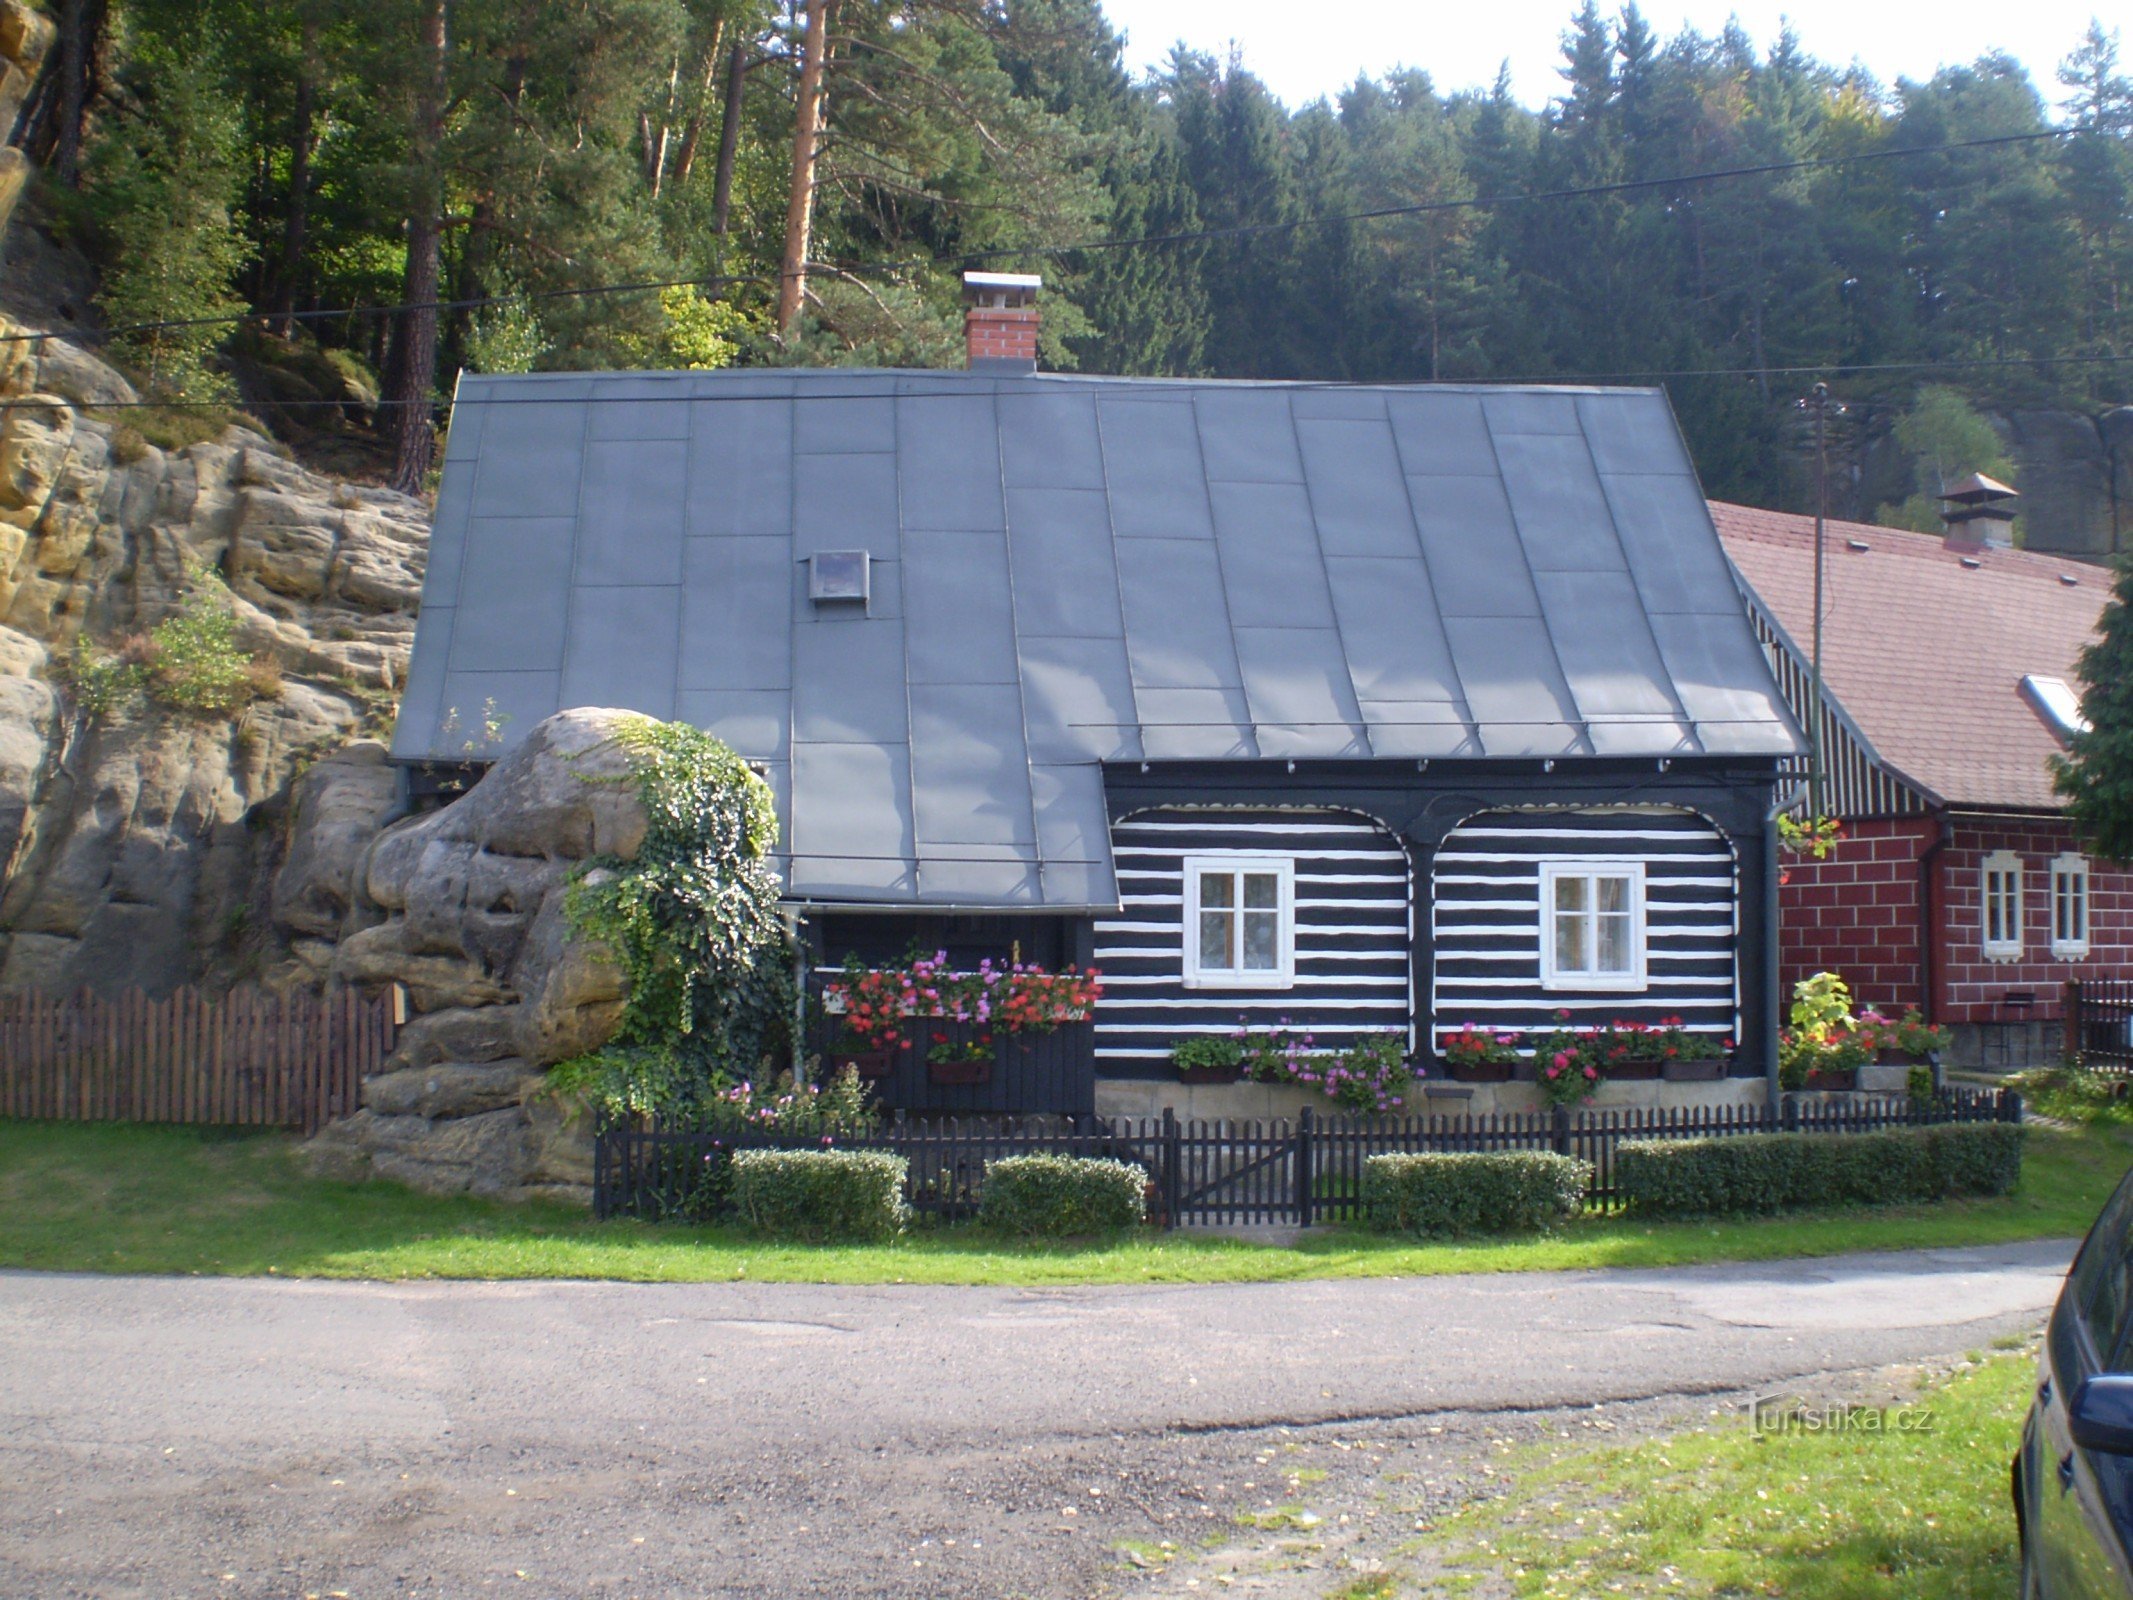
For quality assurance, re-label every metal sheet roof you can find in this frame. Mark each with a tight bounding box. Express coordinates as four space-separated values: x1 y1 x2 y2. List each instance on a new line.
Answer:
397 369 1800 907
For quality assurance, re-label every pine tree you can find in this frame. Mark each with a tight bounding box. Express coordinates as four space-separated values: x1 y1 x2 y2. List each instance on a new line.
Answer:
2056 562 2133 862
89 40 250 400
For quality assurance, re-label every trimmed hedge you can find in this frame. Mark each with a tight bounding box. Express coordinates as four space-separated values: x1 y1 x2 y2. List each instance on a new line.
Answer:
979 1153 1148 1237
1362 1151 1591 1236
1615 1123 2024 1217
730 1149 909 1241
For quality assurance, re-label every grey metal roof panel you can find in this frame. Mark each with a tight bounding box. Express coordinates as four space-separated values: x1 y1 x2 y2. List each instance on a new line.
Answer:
466 400 584 519
1114 538 1240 690
1097 398 1214 538
1207 482 1336 628
1000 388 1105 488
448 517 575 672
1233 626 1369 759
902 531 1017 686
678 536 791 690
562 585 680 718
1019 634 1142 764
1597 471 1747 614
792 451 899 558
909 681 1036 847
791 618 907 746
1386 391 1494 476
1004 488 1121 638
789 740 915 899
1194 389 1304 483
1296 418 1418 558
577 439 686 586
896 393 1005 530
686 398 792 538
403 369 1799 909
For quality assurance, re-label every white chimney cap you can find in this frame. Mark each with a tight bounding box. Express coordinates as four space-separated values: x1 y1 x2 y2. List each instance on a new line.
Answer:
963 271 1042 293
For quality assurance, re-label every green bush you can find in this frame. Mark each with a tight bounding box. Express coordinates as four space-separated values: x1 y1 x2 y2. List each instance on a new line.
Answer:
1362 1151 1591 1236
729 1149 908 1241
978 1153 1148 1237
1615 1123 2024 1218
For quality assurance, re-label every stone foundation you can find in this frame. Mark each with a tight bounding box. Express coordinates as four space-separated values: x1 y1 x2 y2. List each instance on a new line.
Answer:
1095 1072 1779 1122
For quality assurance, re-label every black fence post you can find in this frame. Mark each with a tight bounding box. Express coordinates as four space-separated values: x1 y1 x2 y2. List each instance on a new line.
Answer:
1296 1105 1315 1228
2001 1088 2025 1124
1552 1104 1572 1158
1162 1107 1181 1231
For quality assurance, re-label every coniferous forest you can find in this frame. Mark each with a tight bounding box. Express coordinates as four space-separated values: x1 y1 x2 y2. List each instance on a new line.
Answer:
13 0 2133 528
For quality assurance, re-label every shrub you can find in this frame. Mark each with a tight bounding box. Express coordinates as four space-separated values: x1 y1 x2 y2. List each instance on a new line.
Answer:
978 1153 1149 1237
1362 1151 1591 1236
1615 1123 2024 1217
730 1148 908 1241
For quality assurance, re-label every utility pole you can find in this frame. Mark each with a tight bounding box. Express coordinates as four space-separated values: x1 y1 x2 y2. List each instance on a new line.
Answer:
1806 381 1831 822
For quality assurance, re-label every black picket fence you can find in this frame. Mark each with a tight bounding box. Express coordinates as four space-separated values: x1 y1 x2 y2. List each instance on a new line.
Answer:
594 1087 2020 1228
2065 979 2133 1071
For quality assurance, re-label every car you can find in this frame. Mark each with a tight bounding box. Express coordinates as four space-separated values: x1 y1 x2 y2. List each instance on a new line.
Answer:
2017 1165 2133 1596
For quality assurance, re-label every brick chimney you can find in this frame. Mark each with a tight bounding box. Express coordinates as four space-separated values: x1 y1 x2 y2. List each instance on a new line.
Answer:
963 271 1040 372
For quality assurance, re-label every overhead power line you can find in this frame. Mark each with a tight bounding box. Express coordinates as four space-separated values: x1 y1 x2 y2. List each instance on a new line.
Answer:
13 345 2129 414
0 126 2090 352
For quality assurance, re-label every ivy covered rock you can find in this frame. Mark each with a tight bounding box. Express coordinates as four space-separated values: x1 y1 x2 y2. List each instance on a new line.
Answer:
303 707 789 1204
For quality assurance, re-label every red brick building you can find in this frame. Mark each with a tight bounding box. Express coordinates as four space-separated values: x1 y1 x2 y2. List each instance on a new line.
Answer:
1713 502 2123 1068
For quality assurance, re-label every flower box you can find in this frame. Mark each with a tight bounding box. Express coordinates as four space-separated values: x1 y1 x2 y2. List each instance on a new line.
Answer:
1176 1063 1242 1085
1662 1058 1726 1082
1874 1049 1928 1067
1604 1059 1664 1081
1803 1066 1858 1091
928 1054 993 1086
1443 1059 1514 1083
828 1049 894 1081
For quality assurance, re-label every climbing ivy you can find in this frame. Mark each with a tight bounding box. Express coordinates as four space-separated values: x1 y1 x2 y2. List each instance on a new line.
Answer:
549 717 796 1123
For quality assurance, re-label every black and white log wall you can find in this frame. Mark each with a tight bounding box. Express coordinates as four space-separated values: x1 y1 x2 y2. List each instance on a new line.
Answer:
1093 807 1413 1077
1430 806 1739 1049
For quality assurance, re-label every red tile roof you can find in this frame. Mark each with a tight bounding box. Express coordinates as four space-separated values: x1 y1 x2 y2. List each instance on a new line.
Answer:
1710 501 2108 812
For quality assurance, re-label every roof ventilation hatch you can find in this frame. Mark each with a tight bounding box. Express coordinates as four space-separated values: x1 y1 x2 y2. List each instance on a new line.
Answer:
808 550 871 608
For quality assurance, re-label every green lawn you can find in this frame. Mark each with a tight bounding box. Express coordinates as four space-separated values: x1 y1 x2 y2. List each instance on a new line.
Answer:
1428 1348 2031 1597
0 1116 2121 1285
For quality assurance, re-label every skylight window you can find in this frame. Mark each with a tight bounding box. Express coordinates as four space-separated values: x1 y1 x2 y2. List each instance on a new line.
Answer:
2022 675 2090 743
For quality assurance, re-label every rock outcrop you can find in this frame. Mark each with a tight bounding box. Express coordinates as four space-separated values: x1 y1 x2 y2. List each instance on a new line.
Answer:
0 315 427 992
298 709 648 1203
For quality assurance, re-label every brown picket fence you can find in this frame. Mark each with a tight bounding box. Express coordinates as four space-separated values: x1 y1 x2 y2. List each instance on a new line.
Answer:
0 986 395 1134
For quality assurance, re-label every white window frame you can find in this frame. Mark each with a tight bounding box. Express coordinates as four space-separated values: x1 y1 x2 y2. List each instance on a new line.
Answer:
2052 852 2092 960
1981 850 2025 961
1538 859 1648 992
1182 854 1295 989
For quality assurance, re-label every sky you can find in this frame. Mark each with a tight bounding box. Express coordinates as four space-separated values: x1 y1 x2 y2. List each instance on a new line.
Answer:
1096 1 2112 111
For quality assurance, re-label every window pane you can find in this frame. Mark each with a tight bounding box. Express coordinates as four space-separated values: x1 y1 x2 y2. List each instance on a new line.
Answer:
1198 910 1233 970
1242 910 1280 970
1199 872 1234 909
1596 875 1632 915
1597 912 1633 974
1554 875 1589 913
1555 911 1589 973
1242 872 1279 910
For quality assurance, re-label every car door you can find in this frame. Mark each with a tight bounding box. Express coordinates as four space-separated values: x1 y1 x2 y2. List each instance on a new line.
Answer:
2040 1177 2133 1597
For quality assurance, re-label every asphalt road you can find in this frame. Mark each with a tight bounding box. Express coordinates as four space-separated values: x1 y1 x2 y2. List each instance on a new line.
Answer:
0 1240 2074 1600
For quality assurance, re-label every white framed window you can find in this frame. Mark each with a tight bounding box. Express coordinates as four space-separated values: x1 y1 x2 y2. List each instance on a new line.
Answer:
1981 850 2025 960
2053 853 2091 960
1539 859 1647 991
1183 855 1294 988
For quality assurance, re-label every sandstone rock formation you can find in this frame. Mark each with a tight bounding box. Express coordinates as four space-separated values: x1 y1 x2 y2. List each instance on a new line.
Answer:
0 315 427 993
299 708 650 1203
